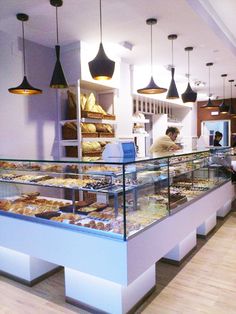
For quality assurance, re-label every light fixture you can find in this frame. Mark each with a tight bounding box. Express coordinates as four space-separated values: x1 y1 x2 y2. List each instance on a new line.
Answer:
137 18 167 94
166 34 179 99
8 14 42 95
50 0 68 88
219 74 229 114
201 62 218 109
88 0 115 80
228 80 236 117
181 47 197 103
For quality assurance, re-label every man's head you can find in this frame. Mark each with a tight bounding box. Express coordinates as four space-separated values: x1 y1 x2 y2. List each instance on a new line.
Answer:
166 127 179 142
215 131 223 141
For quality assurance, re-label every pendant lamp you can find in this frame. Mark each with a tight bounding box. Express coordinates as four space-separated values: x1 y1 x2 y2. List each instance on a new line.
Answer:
50 0 68 88
228 80 236 117
88 0 115 80
181 47 197 103
166 34 179 99
201 63 218 109
8 14 42 95
137 18 167 94
219 74 229 114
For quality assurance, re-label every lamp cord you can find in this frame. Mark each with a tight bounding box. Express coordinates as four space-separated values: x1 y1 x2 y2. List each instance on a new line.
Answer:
171 39 174 67
56 5 59 44
100 0 102 42
231 81 233 101
223 76 225 99
208 65 211 97
22 20 26 76
150 23 153 76
187 50 190 83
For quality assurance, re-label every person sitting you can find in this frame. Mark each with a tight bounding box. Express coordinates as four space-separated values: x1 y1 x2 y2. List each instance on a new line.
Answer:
213 131 223 146
150 127 181 154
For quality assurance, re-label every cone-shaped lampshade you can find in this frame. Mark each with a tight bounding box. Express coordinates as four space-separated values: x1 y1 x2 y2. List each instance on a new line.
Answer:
166 67 179 99
89 43 115 80
8 13 42 95
181 83 197 103
219 100 229 114
201 98 219 109
8 75 42 95
137 76 167 94
50 45 68 88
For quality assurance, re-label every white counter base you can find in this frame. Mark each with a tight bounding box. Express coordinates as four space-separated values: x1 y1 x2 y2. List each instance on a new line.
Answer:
197 212 217 237
163 230 197 263
65 265 155 314
0 246 59 285
0 181 235 313
217 199 232 218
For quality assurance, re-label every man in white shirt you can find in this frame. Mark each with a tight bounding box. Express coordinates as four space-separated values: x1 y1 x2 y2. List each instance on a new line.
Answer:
150 127 180 154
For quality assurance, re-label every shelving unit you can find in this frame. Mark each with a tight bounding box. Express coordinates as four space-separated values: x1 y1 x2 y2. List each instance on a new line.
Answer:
58 80 118 160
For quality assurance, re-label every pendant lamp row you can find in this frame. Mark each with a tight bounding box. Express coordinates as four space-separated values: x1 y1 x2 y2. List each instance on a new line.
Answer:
8 7 234 110
137 18 197 102
200 68 236 116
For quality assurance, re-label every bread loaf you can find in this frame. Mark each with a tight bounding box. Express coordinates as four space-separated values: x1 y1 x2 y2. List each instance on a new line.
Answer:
80 94 86 110
82 141 101 153
85 93 96 111
81 123 96 133
67 90 77 119
95 123 107 132
65 122 77 131
95 123 113 133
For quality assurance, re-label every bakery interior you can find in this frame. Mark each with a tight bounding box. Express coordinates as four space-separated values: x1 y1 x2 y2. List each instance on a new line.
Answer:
1 0 236 313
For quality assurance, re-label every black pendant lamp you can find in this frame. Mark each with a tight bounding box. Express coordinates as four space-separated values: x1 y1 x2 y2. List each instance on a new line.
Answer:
219 74 229 114
8 14 42 95
166 34 179 99
228 80 236 117
88 0 115 80
137 18 167 94
201 63 218 109
181 47 197 103
50 0 68 88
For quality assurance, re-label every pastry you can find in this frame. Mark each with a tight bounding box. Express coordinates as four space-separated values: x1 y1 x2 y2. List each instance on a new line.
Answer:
91 202 107 210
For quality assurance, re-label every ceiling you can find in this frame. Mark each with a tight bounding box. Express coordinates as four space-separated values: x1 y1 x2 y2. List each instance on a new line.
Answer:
1 0 236 101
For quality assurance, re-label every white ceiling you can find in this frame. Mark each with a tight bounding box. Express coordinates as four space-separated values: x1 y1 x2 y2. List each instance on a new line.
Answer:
1 0 236 100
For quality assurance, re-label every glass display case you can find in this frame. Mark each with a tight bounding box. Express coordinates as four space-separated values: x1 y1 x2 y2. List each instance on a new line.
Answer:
0 148 231 240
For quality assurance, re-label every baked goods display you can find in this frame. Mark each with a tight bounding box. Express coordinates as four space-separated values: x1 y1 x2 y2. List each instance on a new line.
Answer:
0 161 63 173
0 148 229 238
0 172 112 190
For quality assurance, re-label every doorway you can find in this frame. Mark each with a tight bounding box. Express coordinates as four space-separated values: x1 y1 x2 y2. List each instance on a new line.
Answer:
201 120 230 146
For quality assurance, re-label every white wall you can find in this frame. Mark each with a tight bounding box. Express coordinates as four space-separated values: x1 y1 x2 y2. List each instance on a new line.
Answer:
0 31 56 159
116 61 133 138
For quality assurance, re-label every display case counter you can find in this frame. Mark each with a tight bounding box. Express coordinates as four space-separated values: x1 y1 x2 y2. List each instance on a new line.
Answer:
0 148 234 313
